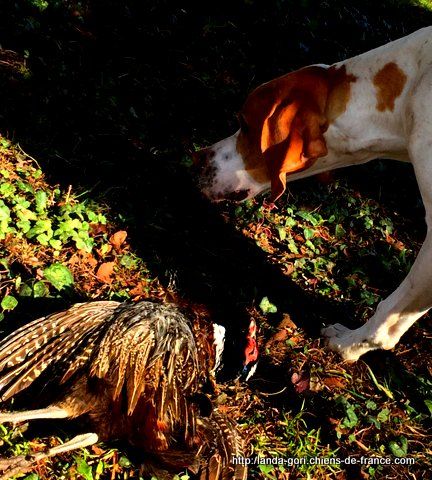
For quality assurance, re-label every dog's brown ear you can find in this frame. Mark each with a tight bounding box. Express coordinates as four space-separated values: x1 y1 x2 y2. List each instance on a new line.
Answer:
261 93 328 202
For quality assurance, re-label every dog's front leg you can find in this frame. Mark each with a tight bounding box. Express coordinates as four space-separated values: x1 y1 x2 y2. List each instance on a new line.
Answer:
322 229 432 361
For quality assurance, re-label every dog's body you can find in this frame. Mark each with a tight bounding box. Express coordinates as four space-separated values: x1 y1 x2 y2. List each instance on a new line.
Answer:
195 27 432 361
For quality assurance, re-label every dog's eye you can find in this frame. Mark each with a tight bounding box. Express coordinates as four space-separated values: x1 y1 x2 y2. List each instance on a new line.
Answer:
238 114 249 133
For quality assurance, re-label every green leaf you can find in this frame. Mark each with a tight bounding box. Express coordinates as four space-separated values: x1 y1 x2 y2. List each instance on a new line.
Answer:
17 181 34 194
277 226 286 240
33 281 48 298
120 254 138 269
35 190 47 212
297 210 319 226
95 461 104 476
49 238 62 250
16 208 38 221
118 456 132 468
305 240 316 251
1 295 18 311
259 296 277 314
0 202 11 222
37 233 51 245
424 399 432 416
0 182 16 197
43 263 74 291
29 0 49 12
335 224 346 238
74 236 94 252
16 220 31 233
19 284 33 297
377 408 390 423
303 228 314 240
342 404 358 428
287 239 299 254
75 457 93 480
389 437 408 457
27 219 52 238
15 196 31 208
284 217 296 227
24 474 39 480
259 464 274 475
366 415 381 429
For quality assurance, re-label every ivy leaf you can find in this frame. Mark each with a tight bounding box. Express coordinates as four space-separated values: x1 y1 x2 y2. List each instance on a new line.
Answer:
35 190 47 212
366 415 381 429
259 296 277 314
303 228 315 240
342 404 358 428
23 474 39 480
43 264 74 291
259 464 274 475
33 281 49 298
75 457 93 480
26 219 52 238
297 210 319 226
120 254 138 269
335 224 346 238
19 284 33 297
287 239 299 254
0 182 16 197
49 238 62 250
16 220 31 233
377 408 390 423
118 456 132 468
424 399 432 416
388 437 408 457
277 226 286 240
37 233 51 245
75 236 94 252
1 295 18 311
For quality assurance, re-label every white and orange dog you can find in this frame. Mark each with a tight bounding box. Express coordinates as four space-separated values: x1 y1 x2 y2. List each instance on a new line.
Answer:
194 27 432 361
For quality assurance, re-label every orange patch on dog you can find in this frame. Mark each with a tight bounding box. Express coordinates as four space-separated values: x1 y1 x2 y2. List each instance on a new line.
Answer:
236 65 357 190
373 62 407 112
236 127 270 183
326 65 357 121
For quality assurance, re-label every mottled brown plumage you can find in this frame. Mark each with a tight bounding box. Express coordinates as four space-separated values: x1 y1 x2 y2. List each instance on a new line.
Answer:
0 301 247 479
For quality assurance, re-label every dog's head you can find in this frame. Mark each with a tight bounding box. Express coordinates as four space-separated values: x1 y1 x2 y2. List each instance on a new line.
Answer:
194 65 354 203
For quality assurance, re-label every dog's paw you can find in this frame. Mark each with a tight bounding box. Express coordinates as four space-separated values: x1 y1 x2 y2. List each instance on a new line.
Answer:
321 323 370 361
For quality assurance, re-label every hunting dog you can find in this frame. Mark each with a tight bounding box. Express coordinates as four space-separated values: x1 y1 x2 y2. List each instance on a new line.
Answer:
194 27 432 361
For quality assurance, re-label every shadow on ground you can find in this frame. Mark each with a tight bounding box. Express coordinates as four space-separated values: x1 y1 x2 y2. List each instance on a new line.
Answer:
1 0 431 384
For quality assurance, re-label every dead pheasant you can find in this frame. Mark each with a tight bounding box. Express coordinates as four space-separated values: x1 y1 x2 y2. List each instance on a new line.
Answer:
0 301 258 479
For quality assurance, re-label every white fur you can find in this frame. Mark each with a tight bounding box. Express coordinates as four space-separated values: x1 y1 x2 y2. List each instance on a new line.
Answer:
200 131 268 201
201 26 432 360
212 323 226 371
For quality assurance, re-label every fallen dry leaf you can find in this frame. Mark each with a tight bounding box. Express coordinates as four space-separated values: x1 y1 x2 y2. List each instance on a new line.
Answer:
110 230 127 250
96 261 115 283
91 445 106 455
323 377 346 389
